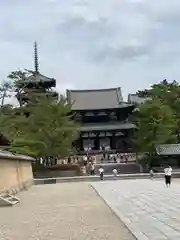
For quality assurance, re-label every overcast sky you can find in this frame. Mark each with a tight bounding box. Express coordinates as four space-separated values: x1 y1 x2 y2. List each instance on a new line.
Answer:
1 0 180 100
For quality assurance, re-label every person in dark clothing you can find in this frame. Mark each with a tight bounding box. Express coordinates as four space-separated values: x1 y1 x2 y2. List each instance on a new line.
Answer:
90 163 95 175
99 166 104 180
67 157 71 164
113 155 117 163
164 165 172 187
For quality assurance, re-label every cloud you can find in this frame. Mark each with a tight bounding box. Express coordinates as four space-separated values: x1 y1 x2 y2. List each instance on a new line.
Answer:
0 0 180 100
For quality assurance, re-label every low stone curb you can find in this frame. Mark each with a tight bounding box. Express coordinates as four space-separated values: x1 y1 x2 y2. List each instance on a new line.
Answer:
34 172 180 185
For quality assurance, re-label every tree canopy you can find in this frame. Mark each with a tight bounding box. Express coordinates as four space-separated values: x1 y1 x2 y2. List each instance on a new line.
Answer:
0 97 78 158
135 79 180 153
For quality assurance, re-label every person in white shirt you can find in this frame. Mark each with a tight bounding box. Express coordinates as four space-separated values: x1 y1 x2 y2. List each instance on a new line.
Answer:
99 167 104 180
112 168 118 179
149 169 154 180
112 168 118 177
83 155 88 166
164 165 172 187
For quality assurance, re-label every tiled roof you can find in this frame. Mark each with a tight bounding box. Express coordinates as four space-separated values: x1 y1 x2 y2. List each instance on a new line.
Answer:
26 73 56 84
79 122 136 132
156 144 180 155
67 87 130 110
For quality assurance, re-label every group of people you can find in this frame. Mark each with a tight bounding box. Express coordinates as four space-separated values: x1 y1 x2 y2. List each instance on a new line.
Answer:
83 154 96 175
99 164 173 185
82 154 119 178
67 154 173 186
96 166 118 180
100 152 136 163
82 152 135 164
150 165 173 187
66 150 136 166
98 165 173 184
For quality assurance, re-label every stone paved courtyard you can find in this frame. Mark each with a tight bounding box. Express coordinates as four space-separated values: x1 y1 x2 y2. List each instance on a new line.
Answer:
0 183 134 240
92 179 180 240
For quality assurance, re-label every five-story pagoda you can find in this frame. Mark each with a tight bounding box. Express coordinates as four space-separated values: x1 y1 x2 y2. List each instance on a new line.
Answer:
16 42 58 106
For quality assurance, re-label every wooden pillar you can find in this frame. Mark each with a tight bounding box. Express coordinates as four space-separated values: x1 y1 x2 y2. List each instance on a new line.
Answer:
93 134 99 150
80 135 83 150
109 135 113 149
97 134 100 150
110 133 116 149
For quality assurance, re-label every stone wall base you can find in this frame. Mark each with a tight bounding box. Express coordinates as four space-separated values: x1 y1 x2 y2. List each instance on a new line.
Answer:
0 179 33 195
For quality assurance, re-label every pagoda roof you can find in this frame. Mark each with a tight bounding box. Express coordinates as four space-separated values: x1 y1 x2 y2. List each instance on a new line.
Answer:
67 87 133 110
26 73 56 84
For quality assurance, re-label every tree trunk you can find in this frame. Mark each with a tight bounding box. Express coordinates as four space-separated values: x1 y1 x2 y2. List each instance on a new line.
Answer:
1 90 6 107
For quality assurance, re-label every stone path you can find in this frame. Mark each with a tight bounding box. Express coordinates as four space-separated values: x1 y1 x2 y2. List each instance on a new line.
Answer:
92 179 180 240
0 183 134 240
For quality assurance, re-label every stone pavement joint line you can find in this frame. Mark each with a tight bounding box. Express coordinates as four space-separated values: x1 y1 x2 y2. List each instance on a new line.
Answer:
92 179 180 240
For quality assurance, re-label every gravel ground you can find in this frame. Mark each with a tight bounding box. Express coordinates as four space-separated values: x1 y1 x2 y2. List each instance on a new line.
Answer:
0 183 135 240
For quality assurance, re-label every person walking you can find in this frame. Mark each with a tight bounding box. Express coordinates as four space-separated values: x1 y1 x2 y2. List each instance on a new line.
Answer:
99 166 104 180
149 169 154 180
90 163 95 175
83 155 88 166
92 154 96 164
113 155 117 163
112 168 118 179
164 165 172 187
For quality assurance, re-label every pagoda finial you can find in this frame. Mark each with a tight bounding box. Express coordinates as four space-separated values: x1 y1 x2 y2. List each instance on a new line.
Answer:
34 41 39 73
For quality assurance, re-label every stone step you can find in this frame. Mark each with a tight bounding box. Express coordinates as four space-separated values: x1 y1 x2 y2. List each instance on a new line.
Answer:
0 194 20 207
34 172 180 184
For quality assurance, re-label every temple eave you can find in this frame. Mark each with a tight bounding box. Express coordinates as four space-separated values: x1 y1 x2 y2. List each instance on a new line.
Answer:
71 104 135 112
79 122 136 132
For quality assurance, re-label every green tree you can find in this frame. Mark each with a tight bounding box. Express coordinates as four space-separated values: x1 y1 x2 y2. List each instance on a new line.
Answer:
137 80 180 116
0 97 78 158
8 70 32 106
0 104 14 115
135 99 176 153
8 70 30 88
0 81 13 106
136 80 180 141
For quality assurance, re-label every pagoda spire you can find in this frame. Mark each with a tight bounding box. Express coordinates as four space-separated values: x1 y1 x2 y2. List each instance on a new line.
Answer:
34 41 39 73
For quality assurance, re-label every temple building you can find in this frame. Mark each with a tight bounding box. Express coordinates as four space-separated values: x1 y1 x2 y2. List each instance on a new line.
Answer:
16 42 58 105
67 87 136 153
